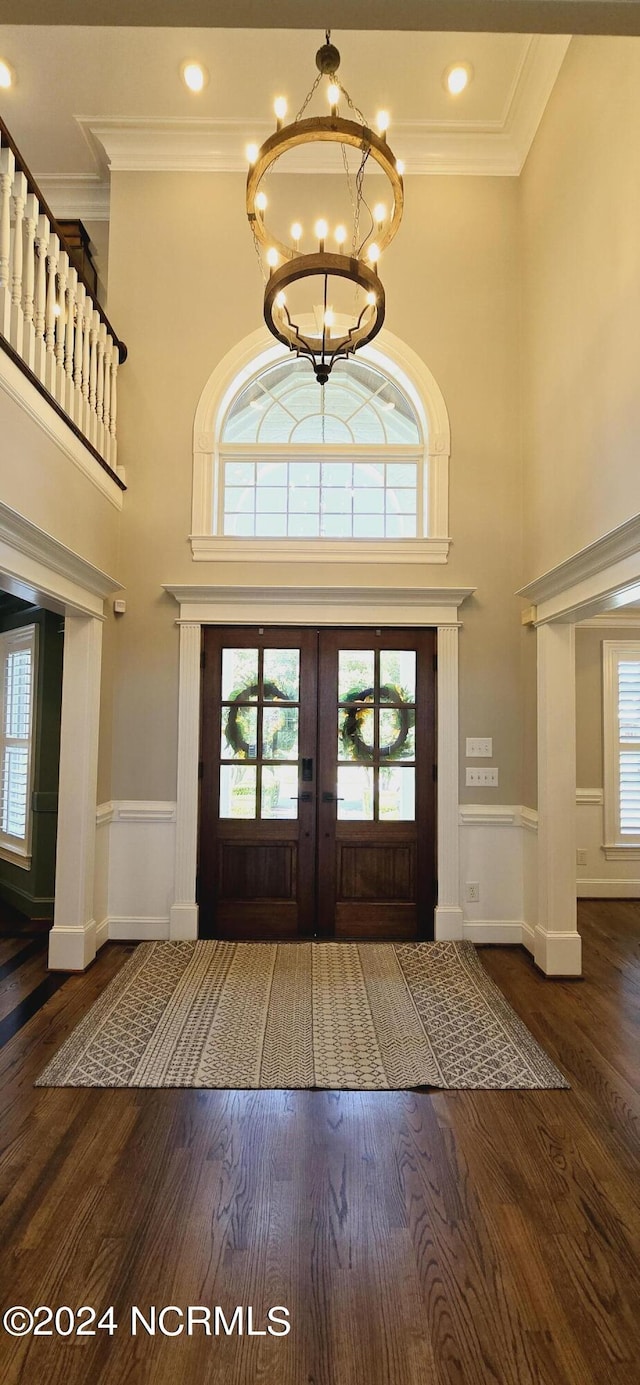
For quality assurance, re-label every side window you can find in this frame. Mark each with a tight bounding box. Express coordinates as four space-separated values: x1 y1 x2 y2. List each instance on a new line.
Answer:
0 624 37 863
603 641 640 850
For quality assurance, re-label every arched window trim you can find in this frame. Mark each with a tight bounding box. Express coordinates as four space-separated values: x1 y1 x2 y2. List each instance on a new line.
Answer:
191 327 451 565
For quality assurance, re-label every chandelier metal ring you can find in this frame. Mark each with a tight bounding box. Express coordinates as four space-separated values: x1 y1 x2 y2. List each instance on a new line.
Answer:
246 115 404 263
264 252 385 382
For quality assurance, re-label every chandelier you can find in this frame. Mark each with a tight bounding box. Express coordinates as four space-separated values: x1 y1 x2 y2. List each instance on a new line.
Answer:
245 31 404 385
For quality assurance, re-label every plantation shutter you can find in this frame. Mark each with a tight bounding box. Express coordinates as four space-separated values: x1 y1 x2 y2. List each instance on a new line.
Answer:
618 657 640 835
0 627 36 849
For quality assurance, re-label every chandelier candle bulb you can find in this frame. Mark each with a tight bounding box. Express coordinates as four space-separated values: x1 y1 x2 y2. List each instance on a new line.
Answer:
315 218 328 251
334 225 347 246
376 110 390 136
274 96 288 129
367 243 380 263
373 203 387 227
246 143 259 164
255 191 268 213
290 222 302 249
266 248 279 271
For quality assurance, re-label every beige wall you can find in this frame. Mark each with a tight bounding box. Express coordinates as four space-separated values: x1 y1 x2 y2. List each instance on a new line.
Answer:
0 386 121 579
106 170 524 803
520 35 640 583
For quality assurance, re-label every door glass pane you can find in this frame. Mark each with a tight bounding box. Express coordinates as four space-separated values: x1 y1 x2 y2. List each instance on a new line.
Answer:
338 706 374 761
339 650 375 702
219 765 257 818
261 764 299 819
379 707 415 762
222 648 259 702
380 650 416 702
263 648 300 701
337 765 374 820
263 706 299 760
221 705 258 760
379 766 415 820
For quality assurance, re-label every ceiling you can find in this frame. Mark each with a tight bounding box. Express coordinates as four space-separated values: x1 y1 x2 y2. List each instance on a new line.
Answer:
1 26 572 218
2 1 639 33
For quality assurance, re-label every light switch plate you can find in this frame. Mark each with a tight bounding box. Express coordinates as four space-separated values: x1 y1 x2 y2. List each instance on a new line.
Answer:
466 737 492 757
466 767 499 787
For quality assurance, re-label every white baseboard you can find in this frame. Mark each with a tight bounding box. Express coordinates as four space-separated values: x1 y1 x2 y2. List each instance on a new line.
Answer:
434 904 464 940
48 920 98 971
521 921 535 954
108 916 170 940
533 925 582 977
463 920 523 944
95 916 110 951
577 879 640 898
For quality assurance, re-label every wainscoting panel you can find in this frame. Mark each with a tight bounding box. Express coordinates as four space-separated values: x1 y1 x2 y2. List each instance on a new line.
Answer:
458 806 533 945
576 790 640 897
95 801 176 943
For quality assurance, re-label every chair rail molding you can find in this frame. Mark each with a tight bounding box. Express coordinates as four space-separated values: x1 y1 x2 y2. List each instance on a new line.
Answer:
164 583 475 943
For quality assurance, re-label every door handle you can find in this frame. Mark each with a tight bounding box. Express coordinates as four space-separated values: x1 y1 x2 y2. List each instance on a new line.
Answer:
322 792 344 803
291 792 313 803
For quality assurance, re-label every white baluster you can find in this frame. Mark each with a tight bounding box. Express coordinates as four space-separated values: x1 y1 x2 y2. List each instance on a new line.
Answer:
43 230 60 398
81 294 92 439
54 248 68 402
103 334 113 467
109 352 119 470
96 321 107 456
64 265 77 420
21 192 38 370
73 281 86 426
87 307 99 445
9 170 27 355
0 144 16 337
33 213 50 382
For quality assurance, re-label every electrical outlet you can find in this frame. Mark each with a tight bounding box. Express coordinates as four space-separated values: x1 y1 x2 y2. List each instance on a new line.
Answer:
465 882 480 903
577 849 588 866
465 767 499 787
466 737 492 758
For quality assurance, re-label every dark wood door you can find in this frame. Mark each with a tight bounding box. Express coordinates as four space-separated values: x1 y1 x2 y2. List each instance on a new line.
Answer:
317 629 436 940
199 626 436 940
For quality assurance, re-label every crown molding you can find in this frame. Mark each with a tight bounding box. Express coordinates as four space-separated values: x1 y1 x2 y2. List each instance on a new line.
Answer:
0 501 122 604
37 175 111 222
519 513 640 623
83 37 569 180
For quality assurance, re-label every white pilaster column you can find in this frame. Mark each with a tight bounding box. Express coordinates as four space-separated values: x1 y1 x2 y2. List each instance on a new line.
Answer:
170 621 201 939
49 613 103 971
535 622 582 976
435 624 464 939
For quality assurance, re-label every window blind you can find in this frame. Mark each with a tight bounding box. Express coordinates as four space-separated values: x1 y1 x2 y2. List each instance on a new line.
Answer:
618 658 640 834
0 629 36 847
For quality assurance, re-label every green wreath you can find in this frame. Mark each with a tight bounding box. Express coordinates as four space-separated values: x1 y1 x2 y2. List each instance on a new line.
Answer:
225 683 296 759
341 684 414 763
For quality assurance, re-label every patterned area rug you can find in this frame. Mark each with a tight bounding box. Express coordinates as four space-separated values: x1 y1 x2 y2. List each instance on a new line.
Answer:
36 940 568 1090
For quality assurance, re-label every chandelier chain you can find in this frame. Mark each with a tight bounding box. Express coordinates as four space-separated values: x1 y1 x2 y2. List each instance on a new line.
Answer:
295 71 323 122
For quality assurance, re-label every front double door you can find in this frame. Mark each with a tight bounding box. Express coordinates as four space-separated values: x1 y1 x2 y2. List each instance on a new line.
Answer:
199 627 436 941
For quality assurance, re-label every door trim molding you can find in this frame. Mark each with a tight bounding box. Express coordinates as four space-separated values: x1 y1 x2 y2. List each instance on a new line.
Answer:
164 584 475 940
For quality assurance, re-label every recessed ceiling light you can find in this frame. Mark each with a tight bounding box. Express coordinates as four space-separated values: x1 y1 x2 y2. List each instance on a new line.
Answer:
444 63 473 96
0 59 13 89
181 61 207 93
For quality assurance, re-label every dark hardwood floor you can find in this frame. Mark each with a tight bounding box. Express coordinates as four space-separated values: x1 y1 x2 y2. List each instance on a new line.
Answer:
0 901 638 1384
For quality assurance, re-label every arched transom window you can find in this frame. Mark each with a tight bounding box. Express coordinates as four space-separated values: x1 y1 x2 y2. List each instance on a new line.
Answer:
219 358 421 540
191 331 451 562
